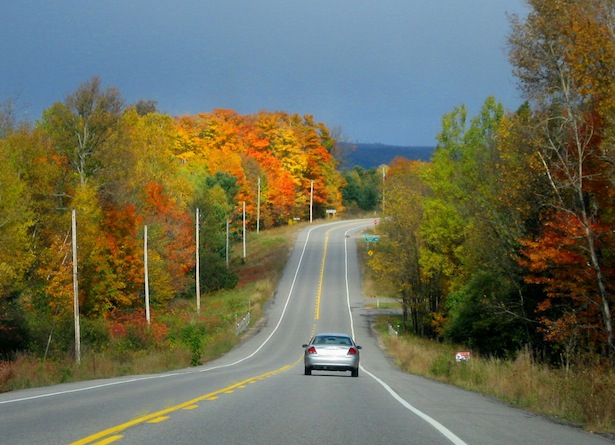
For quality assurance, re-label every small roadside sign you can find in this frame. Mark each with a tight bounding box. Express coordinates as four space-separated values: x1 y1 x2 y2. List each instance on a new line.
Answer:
455 351 471 362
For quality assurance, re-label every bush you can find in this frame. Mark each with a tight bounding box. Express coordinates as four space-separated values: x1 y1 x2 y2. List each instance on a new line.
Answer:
108 310 168 352
26 314 75 360
80 317 110 353
430 352 454 378
179 324 207 366
445 272 528 359
379 327 615 434
200 251 238 292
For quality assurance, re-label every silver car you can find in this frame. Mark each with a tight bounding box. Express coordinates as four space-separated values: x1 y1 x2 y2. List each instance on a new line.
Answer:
302 333 361 377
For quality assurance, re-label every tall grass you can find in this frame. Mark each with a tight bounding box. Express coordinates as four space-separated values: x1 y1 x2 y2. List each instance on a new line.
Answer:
377 329 615 434
0 222 298 393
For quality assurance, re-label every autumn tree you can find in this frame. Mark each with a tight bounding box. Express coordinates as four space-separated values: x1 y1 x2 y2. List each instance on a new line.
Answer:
142 182 195 303
369 158 432 335
0 76 348 357
0 121 71 354
300 115 345 217
510 0 615 360
0 130 35 353
98 108 182 209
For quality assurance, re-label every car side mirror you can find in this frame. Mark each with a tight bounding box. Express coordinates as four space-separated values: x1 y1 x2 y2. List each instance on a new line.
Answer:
356 345 362 349
302 344 308 348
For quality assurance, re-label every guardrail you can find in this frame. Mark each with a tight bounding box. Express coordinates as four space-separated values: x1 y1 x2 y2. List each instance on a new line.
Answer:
235 311 251 335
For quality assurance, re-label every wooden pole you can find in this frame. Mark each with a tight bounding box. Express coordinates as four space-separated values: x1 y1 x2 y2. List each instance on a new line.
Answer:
196 208 201 314
72 210 81 365
144 225 150 324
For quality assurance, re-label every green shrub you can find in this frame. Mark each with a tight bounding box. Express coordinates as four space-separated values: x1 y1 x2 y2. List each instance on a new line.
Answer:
179 324 207 366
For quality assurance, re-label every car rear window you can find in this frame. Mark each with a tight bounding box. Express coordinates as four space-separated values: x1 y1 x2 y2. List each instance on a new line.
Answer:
314 336 351 345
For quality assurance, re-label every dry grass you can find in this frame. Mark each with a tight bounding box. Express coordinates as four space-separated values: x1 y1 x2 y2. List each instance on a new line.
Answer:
377 322 615 435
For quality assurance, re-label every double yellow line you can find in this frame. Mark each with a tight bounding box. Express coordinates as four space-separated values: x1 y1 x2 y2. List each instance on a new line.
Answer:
314 234 329 321
313 221 362 322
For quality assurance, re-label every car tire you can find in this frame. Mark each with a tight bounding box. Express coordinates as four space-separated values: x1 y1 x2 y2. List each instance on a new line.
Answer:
304 366 312 376
351 368 359 377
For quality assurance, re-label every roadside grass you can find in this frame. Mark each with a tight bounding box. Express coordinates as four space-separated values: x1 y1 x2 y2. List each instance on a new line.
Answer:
376 327 615 434
0 222 300 393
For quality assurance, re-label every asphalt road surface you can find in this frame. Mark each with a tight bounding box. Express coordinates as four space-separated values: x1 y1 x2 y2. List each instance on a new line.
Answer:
1 220 612 445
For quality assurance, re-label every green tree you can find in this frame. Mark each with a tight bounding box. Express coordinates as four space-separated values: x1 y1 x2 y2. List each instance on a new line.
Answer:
42 77 124 187
0 133 35 354
193 177 238 292
342 166 381 212
423 98 537 355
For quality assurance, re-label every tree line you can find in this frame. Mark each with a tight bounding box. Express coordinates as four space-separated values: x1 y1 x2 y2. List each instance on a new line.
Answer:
0 79 344 356
370 0 615 365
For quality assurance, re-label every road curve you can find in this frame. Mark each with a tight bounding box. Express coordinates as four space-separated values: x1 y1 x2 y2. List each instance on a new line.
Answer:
0 220 611 445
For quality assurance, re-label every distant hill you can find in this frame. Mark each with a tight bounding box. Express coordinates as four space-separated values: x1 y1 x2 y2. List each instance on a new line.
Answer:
336 143 435 170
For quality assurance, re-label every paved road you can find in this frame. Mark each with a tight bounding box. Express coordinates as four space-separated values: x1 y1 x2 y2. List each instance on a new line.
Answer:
0 220 612 444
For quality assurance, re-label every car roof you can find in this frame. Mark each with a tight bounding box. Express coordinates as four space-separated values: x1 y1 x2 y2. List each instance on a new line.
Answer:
313 332 353 339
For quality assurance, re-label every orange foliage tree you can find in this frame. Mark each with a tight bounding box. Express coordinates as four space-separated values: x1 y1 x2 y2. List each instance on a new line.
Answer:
521 212 613 354
143 181 195 303
510 0 615 359
174 109 343 227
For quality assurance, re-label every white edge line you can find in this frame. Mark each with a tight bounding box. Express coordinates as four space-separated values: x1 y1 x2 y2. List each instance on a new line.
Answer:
359 366 468 445
199 222 322 371
0 373 183 405
204 219 373 371
344 224 468 445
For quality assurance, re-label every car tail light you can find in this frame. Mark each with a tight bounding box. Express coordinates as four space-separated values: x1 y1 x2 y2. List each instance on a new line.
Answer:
347 347 358 355
307 346 317 354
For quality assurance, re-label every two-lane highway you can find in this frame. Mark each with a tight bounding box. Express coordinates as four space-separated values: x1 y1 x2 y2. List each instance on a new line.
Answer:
1 220 612 444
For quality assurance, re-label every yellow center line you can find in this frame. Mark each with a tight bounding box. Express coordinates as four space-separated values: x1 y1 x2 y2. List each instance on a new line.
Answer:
314 234 329 320
314 221 362 322
69 364 293 445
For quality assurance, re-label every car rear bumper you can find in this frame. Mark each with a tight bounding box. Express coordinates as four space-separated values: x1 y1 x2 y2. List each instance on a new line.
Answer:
304 355 359 371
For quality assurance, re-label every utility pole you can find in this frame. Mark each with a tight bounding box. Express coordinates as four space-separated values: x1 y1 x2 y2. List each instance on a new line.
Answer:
144 225 150 324
72 210 81 365
257 177 261 234
310 180 314 223
242 201 247 260
195 208 201 314
226 218 230 268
